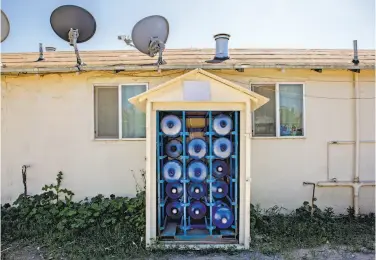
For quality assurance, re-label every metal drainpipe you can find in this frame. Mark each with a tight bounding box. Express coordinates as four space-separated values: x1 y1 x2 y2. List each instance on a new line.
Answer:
353 72 360 214
354 72 360 184
303 182 316 216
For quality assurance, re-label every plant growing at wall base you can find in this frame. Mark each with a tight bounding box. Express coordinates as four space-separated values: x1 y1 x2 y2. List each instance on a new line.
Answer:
1 170 374 259
250 201 375 255
41 171 74 203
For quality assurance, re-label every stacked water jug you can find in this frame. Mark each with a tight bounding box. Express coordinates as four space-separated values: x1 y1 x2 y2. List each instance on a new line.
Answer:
157 111 239 239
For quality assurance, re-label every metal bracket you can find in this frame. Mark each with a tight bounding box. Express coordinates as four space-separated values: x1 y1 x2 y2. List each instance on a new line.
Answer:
35 43 45 62
118 35 135 48
348 68 360 73
149 37 166 65
68 28 85 67
114 69 125 74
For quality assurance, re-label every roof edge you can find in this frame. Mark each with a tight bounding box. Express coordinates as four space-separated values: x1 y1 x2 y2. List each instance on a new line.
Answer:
128 68 270 112
0 63 372 75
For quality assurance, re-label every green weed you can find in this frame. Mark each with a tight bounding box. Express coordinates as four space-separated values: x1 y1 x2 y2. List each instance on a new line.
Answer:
1 171 374 259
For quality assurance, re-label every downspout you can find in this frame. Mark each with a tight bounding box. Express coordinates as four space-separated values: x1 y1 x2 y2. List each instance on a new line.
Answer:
303 43 374 216
354 72 360 184
352 39 360 214
353 72 360 214
303 182 316 216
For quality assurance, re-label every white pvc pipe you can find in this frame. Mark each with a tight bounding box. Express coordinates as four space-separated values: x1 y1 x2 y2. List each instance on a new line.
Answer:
317 72 375 216
354 73 360 182
326 140 375 180
317 181 375 216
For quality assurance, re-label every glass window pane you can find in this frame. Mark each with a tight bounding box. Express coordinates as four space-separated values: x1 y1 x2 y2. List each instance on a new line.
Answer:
252 84 276 136
279 84 304 136
121 85 147 138
95 87 119 138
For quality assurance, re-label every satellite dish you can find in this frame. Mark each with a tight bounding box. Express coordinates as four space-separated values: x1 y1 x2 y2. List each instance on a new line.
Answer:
131 15 169 65
50 5 97 66
1 10 10 43
50 5 96 43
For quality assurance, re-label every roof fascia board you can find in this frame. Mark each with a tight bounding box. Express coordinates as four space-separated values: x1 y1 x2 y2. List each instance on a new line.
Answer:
0 64 370 75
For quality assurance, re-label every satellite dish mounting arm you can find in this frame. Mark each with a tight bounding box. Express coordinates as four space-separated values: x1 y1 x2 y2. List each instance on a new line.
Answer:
149 37 166 65
35 43 45 62
118 35 135 48
68 28 85 67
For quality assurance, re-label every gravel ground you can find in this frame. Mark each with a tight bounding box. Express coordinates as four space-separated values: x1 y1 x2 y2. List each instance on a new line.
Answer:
158 249 375 260
2 244 375 260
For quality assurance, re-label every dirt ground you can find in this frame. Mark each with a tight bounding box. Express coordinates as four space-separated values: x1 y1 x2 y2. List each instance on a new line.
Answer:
1 244 375 260
161 249 376 260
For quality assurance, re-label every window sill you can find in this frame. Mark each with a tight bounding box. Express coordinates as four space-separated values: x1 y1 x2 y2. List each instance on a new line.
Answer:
251 136 306 140
93 138 146 141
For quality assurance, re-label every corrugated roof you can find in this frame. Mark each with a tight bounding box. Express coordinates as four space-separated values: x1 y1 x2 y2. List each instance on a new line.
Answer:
1 48 374 74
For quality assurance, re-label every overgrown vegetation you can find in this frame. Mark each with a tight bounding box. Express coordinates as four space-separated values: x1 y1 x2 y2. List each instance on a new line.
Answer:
1 171 146 259
250 203 375 255
1 171 375 259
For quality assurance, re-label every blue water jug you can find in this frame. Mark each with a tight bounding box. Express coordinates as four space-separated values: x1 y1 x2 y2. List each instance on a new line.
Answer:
212 160 229 179
188 201 207 220
187 138 207 159
212 205 234 229
213 137 232 159
213 114 233 136
211 180 228 199
165 139 183 158
166 182 183 199
160 115 182 137
212 201 230 215
188 183 207 200
188 160 208 183
166 201 183 219
163 160 182 183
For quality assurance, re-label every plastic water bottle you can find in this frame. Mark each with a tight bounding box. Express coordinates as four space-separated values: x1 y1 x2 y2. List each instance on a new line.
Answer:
213 114 233 136
160 115 182 137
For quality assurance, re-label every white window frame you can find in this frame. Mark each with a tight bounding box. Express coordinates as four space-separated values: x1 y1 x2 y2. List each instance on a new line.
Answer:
93 83 149 141
252 82 306 139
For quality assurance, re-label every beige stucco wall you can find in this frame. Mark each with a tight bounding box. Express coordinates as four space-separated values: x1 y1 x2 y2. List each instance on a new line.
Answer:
1 69 375 214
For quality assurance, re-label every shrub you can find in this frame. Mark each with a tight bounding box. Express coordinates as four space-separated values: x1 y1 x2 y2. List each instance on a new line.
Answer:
1 171 146 258
250 201 375 254
1 171 374 258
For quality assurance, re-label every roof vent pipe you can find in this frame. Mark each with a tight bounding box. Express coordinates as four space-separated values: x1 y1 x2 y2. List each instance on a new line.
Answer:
214 33 230 60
